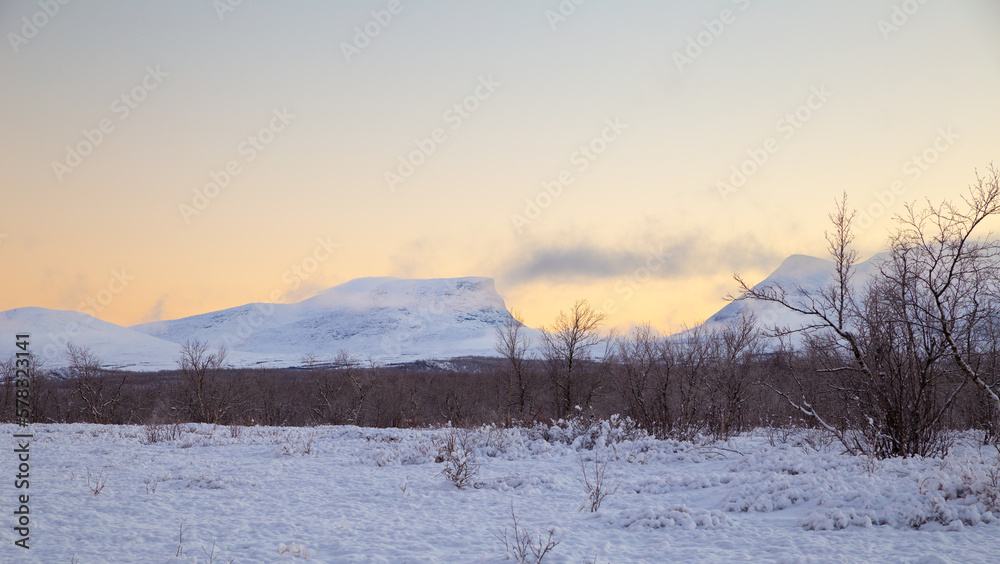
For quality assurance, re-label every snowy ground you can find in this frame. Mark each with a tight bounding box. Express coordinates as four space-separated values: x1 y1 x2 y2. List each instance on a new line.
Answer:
3 420 999 563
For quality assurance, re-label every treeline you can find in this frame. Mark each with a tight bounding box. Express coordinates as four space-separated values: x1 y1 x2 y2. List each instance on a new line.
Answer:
0 327 994 448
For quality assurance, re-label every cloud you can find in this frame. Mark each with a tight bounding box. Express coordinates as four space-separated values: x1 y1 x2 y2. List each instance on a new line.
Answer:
141 295 168 323
500 236 781 286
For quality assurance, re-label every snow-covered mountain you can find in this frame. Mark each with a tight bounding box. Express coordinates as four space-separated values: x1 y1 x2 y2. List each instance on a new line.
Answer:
0 277 531 371
701 253 887 337
0 307 184 370
132 276 528 365
2 260 896 370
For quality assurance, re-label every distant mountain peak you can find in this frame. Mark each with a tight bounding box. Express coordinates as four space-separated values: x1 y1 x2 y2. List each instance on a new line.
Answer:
703 252 887 333
0 276 528 371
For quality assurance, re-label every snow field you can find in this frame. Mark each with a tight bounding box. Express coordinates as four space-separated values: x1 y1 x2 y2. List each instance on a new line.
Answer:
2 420 999 563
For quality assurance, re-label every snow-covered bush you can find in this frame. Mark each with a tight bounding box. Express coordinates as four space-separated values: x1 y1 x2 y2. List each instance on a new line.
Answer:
479 423 514 457
528 414 648 451
278 542 313 559
437 428 481 489
273 430 317 457
611 504 733 530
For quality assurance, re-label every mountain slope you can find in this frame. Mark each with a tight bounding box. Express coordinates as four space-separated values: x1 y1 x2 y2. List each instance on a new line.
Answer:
0 307 184 370
0 308 290 370
701 252 888 337
132 276 530 363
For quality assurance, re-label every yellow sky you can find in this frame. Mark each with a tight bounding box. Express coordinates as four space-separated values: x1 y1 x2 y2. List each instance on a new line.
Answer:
2 0 999 333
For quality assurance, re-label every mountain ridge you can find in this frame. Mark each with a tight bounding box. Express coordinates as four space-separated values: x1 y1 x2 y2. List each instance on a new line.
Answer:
1 258 890 370
1 277 526 370
702 252 888 334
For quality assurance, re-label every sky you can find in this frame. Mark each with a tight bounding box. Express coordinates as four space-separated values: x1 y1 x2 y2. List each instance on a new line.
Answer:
2 0 999 333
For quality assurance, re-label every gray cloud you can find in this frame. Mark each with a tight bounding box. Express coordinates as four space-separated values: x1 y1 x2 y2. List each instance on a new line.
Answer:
500 236 782 286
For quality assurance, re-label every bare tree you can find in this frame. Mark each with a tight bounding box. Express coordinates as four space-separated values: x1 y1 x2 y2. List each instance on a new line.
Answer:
612 324 663 434
732 188 990 457
495 308 533 426
889 165 1000 415
731 194 877 454
732 193 861 343
18 354 54 424
672 324 713 440
348 357 377 426
541 300 607 417
177 340 233 424
0 355 17 422
301 353 336 424
66 344 129 424
707 312 764 439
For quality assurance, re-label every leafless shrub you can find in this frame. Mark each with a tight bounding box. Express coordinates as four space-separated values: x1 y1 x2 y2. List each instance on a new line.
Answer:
176 518 186 557
86 467 107 496
201 539 235 564
144 474 159 494
492 502 559 563
579 447 618 512
764 421 799 447
143 421 168 445
481 424 512 456
275 431 317 457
